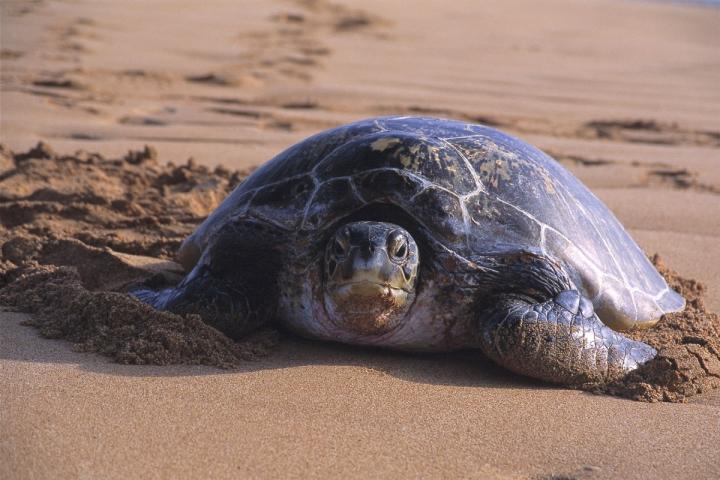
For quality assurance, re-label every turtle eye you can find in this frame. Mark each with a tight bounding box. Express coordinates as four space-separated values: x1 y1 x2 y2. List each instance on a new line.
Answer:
388 232 408 260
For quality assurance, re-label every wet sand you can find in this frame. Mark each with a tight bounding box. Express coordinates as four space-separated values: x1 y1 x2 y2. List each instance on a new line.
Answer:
2 0 720 478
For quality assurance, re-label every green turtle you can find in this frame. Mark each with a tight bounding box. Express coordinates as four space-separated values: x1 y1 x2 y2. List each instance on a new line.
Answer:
135 116 684 384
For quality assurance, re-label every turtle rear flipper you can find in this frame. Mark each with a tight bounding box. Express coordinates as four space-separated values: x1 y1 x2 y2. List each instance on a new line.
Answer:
478 290 656 384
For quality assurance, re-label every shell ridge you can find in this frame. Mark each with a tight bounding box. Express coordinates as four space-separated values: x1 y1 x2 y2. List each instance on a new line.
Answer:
440 138 486 194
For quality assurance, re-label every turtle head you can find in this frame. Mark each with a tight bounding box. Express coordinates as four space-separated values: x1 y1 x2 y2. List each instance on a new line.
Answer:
323 221 419 336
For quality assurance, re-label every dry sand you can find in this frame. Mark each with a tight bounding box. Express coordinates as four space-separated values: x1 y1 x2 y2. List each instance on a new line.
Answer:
2 0 720 478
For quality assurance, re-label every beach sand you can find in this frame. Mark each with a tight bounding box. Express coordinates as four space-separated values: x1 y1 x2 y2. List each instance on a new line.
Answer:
2 0 720 478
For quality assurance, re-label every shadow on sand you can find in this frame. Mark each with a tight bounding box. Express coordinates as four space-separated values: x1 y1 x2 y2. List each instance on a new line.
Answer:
1 310 556 394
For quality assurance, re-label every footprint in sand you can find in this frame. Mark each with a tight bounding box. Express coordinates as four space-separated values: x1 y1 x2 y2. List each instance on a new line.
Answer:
184 0 385 88
117 116 168 127
579 119 720 148
544 149 720 195
185 72 265 88
31 77 86 90
1 49 25 60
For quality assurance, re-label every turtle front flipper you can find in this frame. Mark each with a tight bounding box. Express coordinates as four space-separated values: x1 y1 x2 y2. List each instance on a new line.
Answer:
477 290 656 384
133 219 284 340
133 263 268 340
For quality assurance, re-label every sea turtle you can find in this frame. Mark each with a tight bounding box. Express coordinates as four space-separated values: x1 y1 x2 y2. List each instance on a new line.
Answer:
135 116 685 384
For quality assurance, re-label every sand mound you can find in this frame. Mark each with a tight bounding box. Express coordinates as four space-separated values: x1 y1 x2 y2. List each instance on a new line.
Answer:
1 143 718 400
1 265 277 367
0 141 247 261
590 255 720 402
0 143 276 367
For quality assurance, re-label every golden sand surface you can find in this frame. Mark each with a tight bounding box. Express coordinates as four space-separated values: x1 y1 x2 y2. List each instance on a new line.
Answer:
2 0 720 478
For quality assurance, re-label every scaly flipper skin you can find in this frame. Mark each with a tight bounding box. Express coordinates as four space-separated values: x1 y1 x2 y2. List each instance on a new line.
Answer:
133 264 262 340
478 290 657 384
134 219 283 339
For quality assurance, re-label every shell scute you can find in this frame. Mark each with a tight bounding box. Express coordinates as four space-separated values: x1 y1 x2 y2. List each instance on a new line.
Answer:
302 178 365 231
354 169 424 205
465 192 542 250
241 122 383 190
380 116 478 139
248 175 315 229
409 187 466 247
315 132 476 195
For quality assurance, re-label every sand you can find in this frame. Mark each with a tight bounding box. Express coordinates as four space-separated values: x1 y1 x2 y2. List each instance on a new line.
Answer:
2 0 720 478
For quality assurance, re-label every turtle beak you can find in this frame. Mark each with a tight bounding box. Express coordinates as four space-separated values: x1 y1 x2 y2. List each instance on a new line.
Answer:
337 240 395 288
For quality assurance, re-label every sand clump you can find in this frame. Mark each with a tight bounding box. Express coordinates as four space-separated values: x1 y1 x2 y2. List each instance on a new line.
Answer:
0 143 276 367
1 143 719 400
590 255 720 402
1 265 277 367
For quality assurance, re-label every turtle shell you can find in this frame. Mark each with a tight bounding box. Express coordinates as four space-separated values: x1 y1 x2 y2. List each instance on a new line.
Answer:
180 116 684 330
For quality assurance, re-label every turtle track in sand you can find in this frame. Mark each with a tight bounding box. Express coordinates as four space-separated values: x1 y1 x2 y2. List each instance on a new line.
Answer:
0 143 718 401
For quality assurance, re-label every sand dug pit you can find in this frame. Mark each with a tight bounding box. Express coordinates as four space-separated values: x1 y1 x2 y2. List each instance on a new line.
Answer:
1 143 718 400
